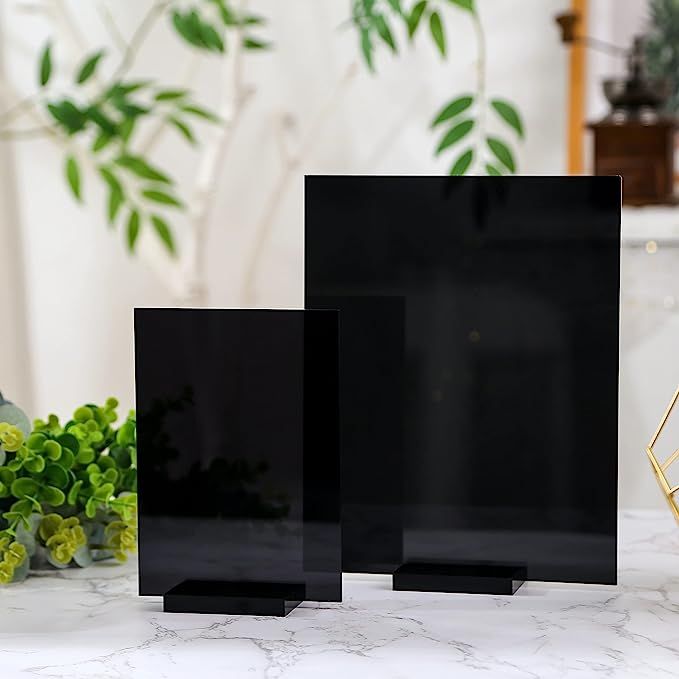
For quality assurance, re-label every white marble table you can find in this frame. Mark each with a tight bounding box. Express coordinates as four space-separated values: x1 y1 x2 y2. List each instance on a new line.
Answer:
1 511 678 678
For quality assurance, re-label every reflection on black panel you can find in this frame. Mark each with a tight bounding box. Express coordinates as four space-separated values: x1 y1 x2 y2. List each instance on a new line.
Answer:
135 309 341 601
305 176 620 584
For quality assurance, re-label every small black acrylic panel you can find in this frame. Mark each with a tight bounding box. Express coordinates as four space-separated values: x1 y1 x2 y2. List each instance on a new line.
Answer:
305 176 620 584
135 309 341 608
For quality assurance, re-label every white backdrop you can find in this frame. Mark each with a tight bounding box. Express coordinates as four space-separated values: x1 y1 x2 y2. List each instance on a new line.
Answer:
2 1 674 510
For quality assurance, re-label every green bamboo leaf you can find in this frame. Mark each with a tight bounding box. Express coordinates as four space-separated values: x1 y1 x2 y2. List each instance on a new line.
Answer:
374 15 397 52
119 118 136 144
99 166 123 196
431 95 474 127
172 10 203 48
92 131 113 153
487 136 516 173
429 11 445 56
436 119 474 155
407 1 428 38
360 27 374 71
447 0 475 11
485 163 502 176
85 105 117 135
151 215 176 256
243 37 271 50
450 149 474 175
386 0 402 13
127 210 141 252
76 50 105 84
200 22 225 52
181 104 221 122
39 42 52 87
115 154 172 184
65 155 82 202
242 14 265 26
47 100 87 134
108 189 124 224
168 117 196 144
491 99 524 138
99 167 125 224
154 89 189 102
142 189 184 208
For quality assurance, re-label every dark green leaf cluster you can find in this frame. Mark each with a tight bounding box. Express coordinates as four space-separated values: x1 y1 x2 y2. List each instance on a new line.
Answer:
37 46 222 256
431 95 524 175
353 0 475 70
0 399 137 583
171 0 270 54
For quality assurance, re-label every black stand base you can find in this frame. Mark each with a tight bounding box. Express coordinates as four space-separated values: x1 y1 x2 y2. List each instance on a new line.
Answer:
163 580 306 616
393 563 526 596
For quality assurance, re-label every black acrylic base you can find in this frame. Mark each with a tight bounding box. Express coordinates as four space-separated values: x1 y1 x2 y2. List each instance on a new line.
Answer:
393 563 526 596
163 580 306 616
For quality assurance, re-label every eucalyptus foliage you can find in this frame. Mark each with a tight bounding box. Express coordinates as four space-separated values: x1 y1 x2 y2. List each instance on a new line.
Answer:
0 398 137 584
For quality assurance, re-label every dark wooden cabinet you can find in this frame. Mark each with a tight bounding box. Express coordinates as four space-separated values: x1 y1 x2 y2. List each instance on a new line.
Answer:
589 118 677 206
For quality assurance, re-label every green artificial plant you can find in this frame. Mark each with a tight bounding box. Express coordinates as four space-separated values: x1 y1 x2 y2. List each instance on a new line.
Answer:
0 398 137 584
0 0 525 263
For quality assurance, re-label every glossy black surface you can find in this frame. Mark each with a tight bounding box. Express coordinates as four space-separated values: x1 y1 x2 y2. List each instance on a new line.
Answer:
135 309 341 602
393 563 526 595
305 176 621 584
164 580 304 616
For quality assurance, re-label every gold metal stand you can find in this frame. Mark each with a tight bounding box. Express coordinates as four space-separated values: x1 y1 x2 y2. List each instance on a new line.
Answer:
646 387 679 524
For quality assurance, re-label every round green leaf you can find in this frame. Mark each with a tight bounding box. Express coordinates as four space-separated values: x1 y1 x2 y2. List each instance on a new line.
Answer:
44 463 69 489
23 456 46 474
43 440 62 461
40 485 66 507
85 496 98 518
26 433 47 451
56 433 79 454
10 477 39 499
67 479 83 506
60 448 75 470
0 466 16 487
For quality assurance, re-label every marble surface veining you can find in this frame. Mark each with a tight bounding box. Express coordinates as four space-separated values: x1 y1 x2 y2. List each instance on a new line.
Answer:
1 511 678 678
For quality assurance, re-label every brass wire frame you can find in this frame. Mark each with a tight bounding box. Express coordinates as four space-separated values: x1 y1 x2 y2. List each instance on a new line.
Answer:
646 387 679 524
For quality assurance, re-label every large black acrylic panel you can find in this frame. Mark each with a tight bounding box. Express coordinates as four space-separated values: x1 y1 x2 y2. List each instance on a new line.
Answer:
305 176 620 584
135 308 341 602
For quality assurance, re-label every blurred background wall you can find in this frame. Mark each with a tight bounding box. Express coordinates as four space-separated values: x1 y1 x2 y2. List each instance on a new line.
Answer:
0 0 677 510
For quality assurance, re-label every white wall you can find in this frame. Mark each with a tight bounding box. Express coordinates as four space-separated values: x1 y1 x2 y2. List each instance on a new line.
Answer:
1 0 567 422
